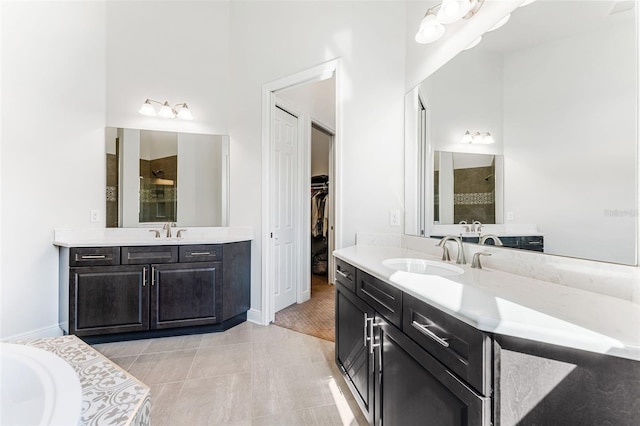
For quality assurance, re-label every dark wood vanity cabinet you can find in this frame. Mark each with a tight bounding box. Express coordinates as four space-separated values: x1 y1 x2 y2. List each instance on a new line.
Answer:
335 263 490 426
60 242 250 339
336 259 640 426
70 265 149 335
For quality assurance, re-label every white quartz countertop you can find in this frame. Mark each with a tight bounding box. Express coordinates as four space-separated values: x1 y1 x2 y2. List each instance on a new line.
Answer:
53 227 253 247
334 245 640 362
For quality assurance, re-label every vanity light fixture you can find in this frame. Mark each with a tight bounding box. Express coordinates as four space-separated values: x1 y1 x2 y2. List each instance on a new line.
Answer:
464 36 482 50
462 130 495 144
138 99 194 120
487 13 511 32
415 0 484 44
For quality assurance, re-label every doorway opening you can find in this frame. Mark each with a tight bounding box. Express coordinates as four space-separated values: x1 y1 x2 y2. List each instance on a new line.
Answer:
261 59 340 335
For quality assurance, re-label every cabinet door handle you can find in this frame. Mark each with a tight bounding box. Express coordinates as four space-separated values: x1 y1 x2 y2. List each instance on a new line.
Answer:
336 270 352 281
80 254 107 260
363 313 372 347
151 266 156 286
369 317 380 354
143 267 147 287
190 252 211 256
411 320 450 348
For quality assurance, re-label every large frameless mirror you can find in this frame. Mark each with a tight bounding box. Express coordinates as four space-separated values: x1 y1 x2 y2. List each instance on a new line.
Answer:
106 128 229 228
405 0 637 265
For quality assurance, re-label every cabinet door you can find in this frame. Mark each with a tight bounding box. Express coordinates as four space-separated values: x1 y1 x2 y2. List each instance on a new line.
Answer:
151 262 222 329
375 317 490 426
70 265 149 336
335 283 375 423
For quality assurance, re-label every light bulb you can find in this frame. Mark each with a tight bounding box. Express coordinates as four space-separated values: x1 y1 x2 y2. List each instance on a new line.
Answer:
158 101 176 119
176 104 193 120
437 0 473 24
139 100 157 117
464 36 482 50
487 14 510 32
415 12 445 44
461 131 473 143
482 133 495 144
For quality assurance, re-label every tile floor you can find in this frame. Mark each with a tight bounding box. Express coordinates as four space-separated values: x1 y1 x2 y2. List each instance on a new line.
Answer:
92 322 367 426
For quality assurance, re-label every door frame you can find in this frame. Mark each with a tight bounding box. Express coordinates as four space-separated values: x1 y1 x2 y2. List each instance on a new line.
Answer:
261 58 341 324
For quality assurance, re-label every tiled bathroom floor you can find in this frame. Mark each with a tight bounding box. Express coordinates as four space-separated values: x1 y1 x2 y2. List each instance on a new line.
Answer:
92 322 367 426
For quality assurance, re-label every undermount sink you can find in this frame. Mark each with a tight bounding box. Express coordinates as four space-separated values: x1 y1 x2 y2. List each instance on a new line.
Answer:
383 258 464 277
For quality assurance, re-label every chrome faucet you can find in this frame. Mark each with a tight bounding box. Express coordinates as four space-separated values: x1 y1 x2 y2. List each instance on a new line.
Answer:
162 222 176 238
437 235 466 264
479 234 503 246
472 220 483 233
435 241 451 261
471 252 491 269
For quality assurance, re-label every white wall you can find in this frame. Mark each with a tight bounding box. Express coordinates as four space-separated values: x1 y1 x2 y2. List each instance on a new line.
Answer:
0 1 407 338
311 127 331 177
228 1 406 312
105 0 230 135
277 77 336 130
503 23 637 265
1 1 106 339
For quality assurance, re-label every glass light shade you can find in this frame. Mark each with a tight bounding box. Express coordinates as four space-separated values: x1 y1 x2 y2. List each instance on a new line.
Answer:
176 105 193 120
520 0 536 7
488 14 511 32
437 0 473 24
415 13 445 44
461 131 474 143
472 132 484 144
464 36 482 50
158 102 176 119
139 100 157 117
482 133 496 144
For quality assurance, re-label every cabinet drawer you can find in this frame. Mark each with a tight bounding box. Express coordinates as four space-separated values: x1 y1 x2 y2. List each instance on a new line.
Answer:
69 247 120 267
179 245 222 263
403 293 491 396
356 270 402 328
335 258 356 292
121 246 178 264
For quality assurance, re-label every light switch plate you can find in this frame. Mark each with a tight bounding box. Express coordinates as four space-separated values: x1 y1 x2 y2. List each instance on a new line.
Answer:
507 211 514 221
390 210 401 226
90 209 100 223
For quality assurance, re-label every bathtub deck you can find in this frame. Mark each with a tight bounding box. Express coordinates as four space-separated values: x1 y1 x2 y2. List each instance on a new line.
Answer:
18 335 150 426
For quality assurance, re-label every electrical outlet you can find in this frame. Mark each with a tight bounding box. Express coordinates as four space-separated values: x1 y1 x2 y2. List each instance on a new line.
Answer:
90 209 100 223
390 210 401 226
507 211 514 221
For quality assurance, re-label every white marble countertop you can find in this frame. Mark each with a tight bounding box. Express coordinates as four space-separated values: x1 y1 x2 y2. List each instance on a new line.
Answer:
334 245 640 362
53 226 253 247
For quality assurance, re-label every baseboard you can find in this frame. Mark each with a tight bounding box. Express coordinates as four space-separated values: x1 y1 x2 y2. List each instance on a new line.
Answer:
247 308 264 325
2 324 63 342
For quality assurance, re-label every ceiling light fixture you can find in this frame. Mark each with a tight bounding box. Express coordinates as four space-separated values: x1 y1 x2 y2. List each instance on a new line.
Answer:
462 130 495 144
415 0 485 44
138 99 194 120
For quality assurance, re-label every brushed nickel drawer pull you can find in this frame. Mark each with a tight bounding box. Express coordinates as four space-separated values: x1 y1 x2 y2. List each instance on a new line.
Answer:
143 267 147 287
336 270 352 281
363 313 369 347
369 317 380 354
151 267 156 286
79 255 107 260
411 320 450 348
191 252 212 256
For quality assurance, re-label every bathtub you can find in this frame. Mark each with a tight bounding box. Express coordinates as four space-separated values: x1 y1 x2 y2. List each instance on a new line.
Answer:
0 343 82 425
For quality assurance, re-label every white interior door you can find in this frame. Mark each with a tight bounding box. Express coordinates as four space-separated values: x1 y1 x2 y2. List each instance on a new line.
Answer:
272 106 298 312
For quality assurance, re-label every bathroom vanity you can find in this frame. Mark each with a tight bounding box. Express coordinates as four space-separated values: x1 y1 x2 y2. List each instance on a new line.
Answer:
334 245 640 426
54 228 252 342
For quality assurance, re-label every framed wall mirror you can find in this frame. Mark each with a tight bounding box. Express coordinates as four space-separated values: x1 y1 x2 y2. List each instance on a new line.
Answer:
106 128 229 228
405 0 637 265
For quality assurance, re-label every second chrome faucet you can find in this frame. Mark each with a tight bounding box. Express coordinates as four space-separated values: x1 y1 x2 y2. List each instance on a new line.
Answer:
437 235 466 265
